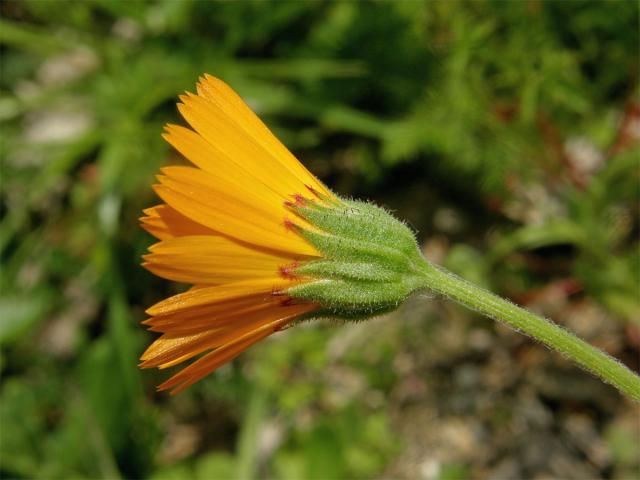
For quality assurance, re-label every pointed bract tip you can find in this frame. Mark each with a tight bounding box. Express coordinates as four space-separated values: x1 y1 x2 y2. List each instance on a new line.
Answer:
271 287 286 297
279 262 300 279
305 184 322 199
283 218 301 232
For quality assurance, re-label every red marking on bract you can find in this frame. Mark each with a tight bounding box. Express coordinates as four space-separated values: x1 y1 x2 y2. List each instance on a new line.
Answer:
283 217 300 231
284 193 309 208
305 184 322 199
278 297 295 307
279 262 299 279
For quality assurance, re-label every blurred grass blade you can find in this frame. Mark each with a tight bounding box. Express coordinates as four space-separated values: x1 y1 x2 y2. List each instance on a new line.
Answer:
236 386 268 480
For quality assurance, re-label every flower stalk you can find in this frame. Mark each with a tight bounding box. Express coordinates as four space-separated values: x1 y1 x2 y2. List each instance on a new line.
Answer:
416 260 640 402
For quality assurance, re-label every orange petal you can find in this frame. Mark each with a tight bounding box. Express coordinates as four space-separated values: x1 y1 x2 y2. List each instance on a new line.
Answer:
156 315 297 395
140 302 316 369
144 291 278 330
177 87 336 202
163 124 285 207
153 178 316 257
146 278 292 317
195 74 333 198
145 296 300 336
140 204 216 240
143 235 312 285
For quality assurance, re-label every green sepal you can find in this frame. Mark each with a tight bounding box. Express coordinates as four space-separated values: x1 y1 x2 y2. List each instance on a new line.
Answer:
297 228 412 272
290 199 418 255
295 260 402 283
287 278 415 318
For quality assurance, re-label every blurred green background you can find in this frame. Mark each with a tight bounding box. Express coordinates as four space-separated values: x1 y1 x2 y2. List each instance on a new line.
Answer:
1 1 639 479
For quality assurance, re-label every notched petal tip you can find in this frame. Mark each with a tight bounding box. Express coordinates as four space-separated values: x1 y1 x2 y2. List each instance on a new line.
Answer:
203 73 221 83
163 123 180 134
153 172 167 184
141 206 160 217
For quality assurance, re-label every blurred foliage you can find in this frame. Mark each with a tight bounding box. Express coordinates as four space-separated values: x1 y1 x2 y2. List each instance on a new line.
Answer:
1 1 639 479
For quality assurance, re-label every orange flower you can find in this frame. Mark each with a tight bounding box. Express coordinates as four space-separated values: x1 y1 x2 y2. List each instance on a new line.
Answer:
140 75 332 394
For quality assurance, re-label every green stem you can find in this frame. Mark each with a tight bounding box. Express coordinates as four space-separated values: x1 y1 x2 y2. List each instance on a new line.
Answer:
415 260 640 402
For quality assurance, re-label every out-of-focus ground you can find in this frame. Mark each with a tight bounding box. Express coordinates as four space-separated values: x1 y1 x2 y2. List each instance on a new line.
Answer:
1 1 639 479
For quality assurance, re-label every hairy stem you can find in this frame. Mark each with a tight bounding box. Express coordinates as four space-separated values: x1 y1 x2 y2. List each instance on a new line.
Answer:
416 260 640 402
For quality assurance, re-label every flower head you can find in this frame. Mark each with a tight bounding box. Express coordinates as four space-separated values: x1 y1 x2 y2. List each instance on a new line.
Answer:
141 75 424 394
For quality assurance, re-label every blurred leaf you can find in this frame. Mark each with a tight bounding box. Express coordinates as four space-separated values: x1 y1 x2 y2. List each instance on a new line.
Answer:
0 289 53 345
236 386 268 480
196 453 237 480
439 463 471 480
0 18 70 55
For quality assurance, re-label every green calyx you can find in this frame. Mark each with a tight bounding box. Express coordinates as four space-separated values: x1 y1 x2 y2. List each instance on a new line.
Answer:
285 196 430 319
